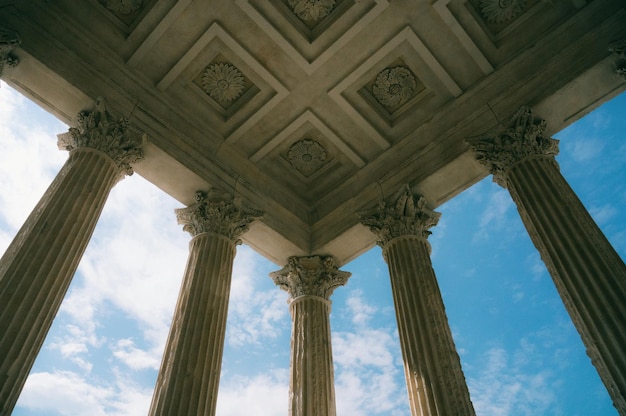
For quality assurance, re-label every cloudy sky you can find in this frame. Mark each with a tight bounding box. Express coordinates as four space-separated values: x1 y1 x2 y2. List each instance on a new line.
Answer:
1 83 624 415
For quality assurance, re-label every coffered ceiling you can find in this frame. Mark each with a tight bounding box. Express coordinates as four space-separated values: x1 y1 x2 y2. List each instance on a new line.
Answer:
1 0 625 265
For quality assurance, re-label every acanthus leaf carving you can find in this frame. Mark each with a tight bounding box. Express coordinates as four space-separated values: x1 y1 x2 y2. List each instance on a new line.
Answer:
479 0 527 24
609 39 626 82
358 184 441 247
288 0 336 23
57 98 146 178
466 106 559 188
175 189 264 242
0 28 21 77
270 255 350 300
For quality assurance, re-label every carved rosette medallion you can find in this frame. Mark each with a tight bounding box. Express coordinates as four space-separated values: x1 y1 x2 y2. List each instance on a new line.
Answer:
287 139 327 176
0 28 22 76
480 0 527 24
175 190 264 242
372 66 417 108
57 98 146 177
288 0 336 22
609 39 626 81
200 63 246 104
358 185 441 247
466 106 559 188
100 0 143 14
270 256 351 300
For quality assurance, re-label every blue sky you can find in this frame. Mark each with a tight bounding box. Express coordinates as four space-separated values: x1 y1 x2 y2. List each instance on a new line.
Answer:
1 83 624 415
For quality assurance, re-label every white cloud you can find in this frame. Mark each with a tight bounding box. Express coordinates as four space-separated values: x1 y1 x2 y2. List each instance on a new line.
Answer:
473 188 517 243
589 203 618 225
18 369 154 416
226 246 289 347
468 347 558 416
18 371 113 416
216 371 289 416
567 138 604 162
0 86 67 248
112 338 162 371
332 291 408 415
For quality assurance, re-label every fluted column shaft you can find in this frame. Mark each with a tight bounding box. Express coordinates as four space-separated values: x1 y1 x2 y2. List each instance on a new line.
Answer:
0 99 144 415
360 185 475 416
468 106 626 414
289 295 335 416
0 149 118 412
508 156 626 413
384 236 475 416
149 233 235 415
149 190 262 416
271 256 350 416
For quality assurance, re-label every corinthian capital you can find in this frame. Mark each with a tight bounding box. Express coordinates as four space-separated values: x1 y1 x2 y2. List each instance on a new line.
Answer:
175 189 264 242
270 256 351 300
57 98 146 177
609 38 626 81
466 106 559 187
0 28 21 76
358 184 441 247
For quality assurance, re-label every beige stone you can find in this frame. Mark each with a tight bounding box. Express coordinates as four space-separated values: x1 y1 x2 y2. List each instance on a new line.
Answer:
360 185 475 416
467 106 626 414
1 1 626 413
149 190 262 416
0 100 144 414
271 256 350 416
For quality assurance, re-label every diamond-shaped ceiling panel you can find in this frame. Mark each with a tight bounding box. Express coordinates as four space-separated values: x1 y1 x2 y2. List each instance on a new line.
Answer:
330 27 462 144
237 0 390 74
156 23 288 141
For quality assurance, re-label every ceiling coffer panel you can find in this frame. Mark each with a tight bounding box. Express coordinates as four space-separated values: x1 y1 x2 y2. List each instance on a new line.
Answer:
155 23 288 141
329 27 462 145
236 0 390 74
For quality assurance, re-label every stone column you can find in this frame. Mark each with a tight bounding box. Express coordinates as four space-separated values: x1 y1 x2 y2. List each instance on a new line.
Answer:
467 106 626 415
270 256 350 416
359 185 475 416
149 190 263 416
0 99 145 414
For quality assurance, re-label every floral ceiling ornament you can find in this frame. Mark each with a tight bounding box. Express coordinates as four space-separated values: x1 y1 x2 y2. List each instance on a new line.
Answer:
288 139 327 177
480 0 527 24
100 0 143 14
201 63 246 103
288 0 336 23
372 66 417 108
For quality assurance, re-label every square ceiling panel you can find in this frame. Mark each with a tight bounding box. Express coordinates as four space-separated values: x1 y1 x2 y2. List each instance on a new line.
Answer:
435 0 587 67
236 0 389 74
156 23 288 141
94 0 159 33
250 110 364 201
329 27 462 145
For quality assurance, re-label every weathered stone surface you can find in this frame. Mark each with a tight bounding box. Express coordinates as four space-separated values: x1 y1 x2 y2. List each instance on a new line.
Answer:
175 189 263 241
360 185 475 416
359 184 441 246
0 27 20 77
0 100 144 415
150 191 262 416
271 255 350 300
271 256 350 416
466 106 559 188
468 107 626 414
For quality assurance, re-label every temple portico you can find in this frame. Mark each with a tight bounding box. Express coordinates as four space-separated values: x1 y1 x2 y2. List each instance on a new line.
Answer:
1 1 626 414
